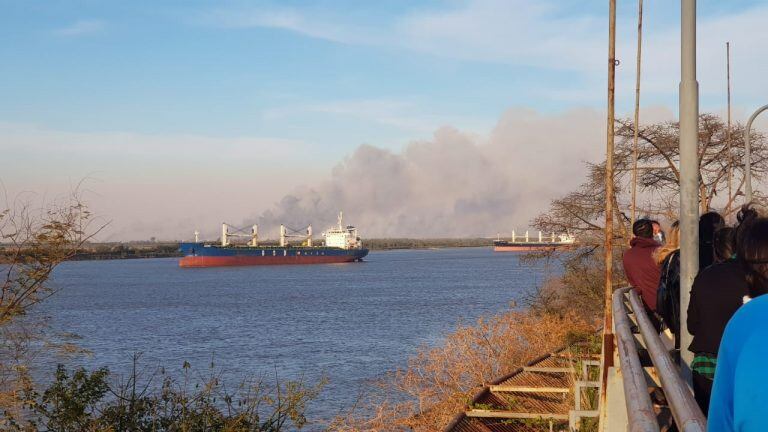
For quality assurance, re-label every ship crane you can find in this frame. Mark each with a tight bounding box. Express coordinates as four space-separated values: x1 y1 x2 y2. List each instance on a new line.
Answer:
503 229 577 245
220 223 313 247
280 224 313 247
220 223 260 247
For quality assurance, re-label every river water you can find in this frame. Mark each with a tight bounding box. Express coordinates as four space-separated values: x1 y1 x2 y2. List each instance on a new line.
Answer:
38 247 551 425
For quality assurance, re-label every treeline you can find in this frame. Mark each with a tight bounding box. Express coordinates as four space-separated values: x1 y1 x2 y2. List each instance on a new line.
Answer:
364 237 492 250
0 242 183 263
69 242 182 260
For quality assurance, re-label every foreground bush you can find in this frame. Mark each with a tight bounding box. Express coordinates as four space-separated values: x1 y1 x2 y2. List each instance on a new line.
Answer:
4 359 326 432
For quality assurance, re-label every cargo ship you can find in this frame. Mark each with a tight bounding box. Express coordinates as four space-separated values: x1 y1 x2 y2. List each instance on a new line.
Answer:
493 230 576 252
178 212 368 267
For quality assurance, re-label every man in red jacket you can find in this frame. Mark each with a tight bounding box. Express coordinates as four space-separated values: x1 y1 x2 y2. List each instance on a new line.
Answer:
623 219 662 314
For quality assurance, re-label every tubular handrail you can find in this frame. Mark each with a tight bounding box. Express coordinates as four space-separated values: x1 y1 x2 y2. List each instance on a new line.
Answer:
626 289 707 432
611 287 659 432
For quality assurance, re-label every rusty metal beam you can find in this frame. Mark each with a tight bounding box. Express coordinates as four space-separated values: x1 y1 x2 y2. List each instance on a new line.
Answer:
489 385 570 393
600 0 618 424
523 366 572 373
466 410 569 420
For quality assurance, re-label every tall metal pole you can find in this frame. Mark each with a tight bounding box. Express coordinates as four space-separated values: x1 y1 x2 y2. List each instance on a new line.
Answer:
744 104 768 203
600 0 617 407
726 42 733 216
631 0 644 228
679 0 700 382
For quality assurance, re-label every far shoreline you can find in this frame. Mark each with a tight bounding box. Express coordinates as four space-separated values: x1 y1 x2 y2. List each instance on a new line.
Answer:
49 238 497 262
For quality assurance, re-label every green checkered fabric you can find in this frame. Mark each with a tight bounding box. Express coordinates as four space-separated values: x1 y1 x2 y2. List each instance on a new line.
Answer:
692 354 717 380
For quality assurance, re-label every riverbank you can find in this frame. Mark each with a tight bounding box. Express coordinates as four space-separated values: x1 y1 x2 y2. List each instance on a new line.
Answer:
0 238 497 262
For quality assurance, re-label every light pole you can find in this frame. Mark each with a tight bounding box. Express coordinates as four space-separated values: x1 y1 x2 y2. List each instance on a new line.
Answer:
744 104 768 203
679 0 699 383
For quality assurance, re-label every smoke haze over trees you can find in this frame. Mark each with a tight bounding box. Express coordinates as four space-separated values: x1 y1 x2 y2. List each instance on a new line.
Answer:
248 108 605 239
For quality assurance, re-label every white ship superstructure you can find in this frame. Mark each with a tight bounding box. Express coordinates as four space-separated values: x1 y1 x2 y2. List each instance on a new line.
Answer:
323 212 363 250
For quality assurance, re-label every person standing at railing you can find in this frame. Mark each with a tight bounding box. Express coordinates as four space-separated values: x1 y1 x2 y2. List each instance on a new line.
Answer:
655 221 680 350
652 220 666 245
708 208 768 431
623 219 663 330
688 224 747 416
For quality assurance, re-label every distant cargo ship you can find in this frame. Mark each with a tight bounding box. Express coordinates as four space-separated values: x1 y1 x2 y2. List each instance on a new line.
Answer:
178 212 368 267
493 230 576 252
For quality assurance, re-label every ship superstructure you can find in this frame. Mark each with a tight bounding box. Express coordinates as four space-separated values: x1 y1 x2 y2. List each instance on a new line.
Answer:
493 230 576 252
178 212 368 267
323 211 363 249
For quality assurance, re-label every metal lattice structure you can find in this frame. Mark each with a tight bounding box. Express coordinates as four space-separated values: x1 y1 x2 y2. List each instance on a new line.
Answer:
444 348 600 432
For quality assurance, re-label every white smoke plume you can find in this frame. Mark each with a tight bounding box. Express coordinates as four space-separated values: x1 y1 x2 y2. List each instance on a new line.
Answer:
248 108 606 238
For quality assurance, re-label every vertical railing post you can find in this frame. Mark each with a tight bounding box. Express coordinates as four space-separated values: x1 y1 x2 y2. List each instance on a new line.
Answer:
679 0 700 382
600 0 617 426
630 0 644 228
725 42 732 217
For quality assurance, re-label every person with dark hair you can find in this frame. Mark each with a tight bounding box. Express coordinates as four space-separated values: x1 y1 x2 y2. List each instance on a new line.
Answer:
699 211 725 270
713 227 737 263
687 226 747 415
708 209 768 430
623 219 662 322
734 204 759 251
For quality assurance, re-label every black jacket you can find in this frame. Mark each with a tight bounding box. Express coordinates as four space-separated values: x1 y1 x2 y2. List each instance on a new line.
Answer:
687 261 749 354
657 250 681 339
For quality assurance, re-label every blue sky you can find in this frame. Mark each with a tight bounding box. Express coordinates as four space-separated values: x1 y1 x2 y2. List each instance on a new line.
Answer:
3 1 768 239
2 0 766 140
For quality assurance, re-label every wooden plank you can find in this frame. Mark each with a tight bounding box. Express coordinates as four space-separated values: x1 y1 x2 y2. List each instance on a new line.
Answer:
466 410 569 420
490 385 570 393
523 366 572 373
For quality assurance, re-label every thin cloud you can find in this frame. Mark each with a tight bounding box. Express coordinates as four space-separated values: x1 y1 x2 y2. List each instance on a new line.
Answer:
198 6 374 45
261 98 492 135
196 1 603 71
195 0 768 111
55 19 106 37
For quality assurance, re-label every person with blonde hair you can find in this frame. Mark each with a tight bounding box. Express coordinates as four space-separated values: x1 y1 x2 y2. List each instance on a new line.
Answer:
655 221 680 265
655 221 680 349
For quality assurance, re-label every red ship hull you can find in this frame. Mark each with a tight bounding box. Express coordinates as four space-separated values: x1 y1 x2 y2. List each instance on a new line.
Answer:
179 255 362 268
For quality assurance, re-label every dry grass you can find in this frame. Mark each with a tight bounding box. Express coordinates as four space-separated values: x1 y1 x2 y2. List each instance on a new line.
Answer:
329 309 593 432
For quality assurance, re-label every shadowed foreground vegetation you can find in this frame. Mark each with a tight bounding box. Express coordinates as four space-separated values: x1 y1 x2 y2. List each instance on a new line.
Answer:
5 359 325 432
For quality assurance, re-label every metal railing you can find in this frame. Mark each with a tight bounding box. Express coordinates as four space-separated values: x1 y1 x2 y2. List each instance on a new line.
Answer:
626 289 706 431
612 287 658 432
611 287 707 431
